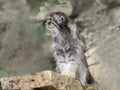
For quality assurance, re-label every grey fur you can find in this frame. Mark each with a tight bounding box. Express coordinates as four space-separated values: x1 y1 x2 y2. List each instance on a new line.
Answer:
45 12 102 90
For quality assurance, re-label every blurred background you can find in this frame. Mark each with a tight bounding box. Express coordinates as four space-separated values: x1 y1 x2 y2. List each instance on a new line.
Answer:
0 0 120 90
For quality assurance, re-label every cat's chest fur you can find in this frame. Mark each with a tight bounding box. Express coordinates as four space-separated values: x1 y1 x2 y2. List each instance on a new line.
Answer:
52 33 83 53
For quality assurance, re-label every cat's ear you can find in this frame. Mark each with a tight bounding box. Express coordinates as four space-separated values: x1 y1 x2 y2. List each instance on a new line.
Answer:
67 17 77 32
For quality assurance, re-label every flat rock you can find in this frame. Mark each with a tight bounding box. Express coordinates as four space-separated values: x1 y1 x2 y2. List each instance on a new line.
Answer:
0 71 97 90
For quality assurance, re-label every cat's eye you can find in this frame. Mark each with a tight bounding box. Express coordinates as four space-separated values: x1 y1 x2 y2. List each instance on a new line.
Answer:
61 16 64 21
47 16 52 20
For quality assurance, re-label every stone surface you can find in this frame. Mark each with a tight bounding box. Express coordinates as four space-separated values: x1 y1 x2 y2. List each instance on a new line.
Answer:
30 1 72 20
0 71 97 90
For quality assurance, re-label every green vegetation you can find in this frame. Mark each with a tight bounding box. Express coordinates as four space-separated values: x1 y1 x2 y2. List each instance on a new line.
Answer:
37 0 67 6
0 70 8 78
0 22 7 34
38 0 55 6
57 0 67 4
37 22 49 42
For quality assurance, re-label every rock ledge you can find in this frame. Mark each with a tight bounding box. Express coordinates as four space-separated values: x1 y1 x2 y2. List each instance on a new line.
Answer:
0 70 96 90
